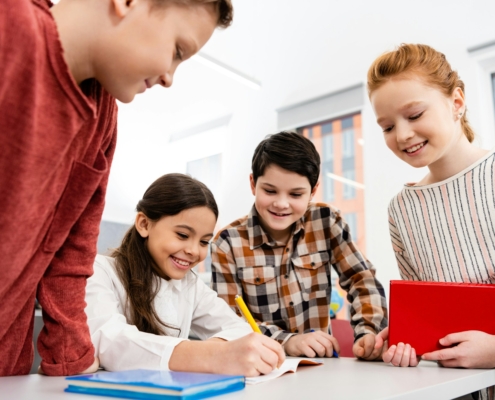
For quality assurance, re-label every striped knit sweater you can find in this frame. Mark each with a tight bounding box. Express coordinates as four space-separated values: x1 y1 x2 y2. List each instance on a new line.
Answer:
388 150 495 284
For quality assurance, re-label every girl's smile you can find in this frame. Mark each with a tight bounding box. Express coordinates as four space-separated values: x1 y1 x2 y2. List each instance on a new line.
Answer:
170 255 194 271
403 141 428 156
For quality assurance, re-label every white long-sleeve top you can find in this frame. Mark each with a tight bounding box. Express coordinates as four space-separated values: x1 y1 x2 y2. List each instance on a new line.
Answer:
85 254 252 371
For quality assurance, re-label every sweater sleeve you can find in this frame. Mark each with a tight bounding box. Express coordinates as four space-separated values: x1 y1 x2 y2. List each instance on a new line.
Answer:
36 126 118 376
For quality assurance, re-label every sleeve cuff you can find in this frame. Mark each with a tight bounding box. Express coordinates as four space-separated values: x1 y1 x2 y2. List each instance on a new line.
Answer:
353 328 378 343
40 344 95 376
270 330 296 345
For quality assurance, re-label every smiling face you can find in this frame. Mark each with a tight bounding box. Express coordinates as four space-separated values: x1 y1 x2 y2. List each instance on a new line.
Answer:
370 76 465 170
135 206 216 280
95 0 217 103
250 164 317 243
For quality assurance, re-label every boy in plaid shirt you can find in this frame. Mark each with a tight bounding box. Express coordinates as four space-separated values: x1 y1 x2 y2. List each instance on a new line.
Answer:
211 131 388 359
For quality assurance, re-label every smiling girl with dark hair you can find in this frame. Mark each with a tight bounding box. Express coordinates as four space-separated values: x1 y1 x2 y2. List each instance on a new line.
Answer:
85 173 284 376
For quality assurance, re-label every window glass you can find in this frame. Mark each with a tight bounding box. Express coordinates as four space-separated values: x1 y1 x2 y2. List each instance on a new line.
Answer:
344 212 358 240
343 170 356 199
492 73 495 119
300 113 365 252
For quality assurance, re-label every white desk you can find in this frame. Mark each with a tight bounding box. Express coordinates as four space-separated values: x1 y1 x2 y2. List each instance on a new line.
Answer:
2 358 494 400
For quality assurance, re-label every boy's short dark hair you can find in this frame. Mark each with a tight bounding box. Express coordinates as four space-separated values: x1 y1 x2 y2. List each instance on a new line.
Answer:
153 0 233 28
251 131 321 189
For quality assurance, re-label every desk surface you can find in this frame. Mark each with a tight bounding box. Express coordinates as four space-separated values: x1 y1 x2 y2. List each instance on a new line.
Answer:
2 358 494 400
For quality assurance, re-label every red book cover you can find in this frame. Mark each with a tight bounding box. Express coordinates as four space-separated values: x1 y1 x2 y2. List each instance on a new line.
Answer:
389 280 495 355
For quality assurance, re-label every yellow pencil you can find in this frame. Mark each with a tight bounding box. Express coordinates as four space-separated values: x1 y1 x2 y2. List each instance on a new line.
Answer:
235 295 262 334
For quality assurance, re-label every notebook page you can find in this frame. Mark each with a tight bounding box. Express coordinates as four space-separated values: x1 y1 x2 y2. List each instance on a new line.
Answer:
245 357 323 385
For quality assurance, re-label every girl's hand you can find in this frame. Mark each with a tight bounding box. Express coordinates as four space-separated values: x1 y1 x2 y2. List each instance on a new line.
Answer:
78 357 100 374
354 332 384 360
383 342 419 367
373 327 389 354
79 357 100 375
215 333 285 377
372 327 419 367
421 331 495 368
284 331 340 358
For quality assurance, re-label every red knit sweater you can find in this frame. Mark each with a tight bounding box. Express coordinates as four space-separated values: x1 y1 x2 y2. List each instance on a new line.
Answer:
0 0 118 375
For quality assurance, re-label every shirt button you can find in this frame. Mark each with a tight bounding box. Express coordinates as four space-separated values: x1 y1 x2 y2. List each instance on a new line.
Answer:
285 248 289 252
284 274 289 279
310 262 315 266
289 301 294 306
294 329 299 333
255 277 261 283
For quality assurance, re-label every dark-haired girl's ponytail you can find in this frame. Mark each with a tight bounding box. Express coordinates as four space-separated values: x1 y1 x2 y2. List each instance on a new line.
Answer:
113 226 175 336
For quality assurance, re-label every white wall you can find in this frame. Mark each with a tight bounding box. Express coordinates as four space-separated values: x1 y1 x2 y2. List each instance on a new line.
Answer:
102 0 495 298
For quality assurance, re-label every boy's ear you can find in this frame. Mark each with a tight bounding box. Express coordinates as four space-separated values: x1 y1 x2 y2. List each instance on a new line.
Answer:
111 0 137 18
135 212 150 238
310 181 320 199
249 174 256 195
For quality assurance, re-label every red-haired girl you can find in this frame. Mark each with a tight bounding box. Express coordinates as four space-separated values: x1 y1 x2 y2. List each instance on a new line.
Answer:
368 44 495 381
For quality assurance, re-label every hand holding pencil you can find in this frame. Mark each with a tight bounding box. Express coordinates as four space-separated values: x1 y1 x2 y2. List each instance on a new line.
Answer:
231 295 285 374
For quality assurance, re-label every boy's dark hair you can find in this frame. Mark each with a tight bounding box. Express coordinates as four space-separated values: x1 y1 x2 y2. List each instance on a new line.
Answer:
153 0 233 28
112 173 218 336
251 131 321 189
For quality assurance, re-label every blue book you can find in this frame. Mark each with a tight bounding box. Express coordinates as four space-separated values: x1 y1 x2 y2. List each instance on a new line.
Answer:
65 369 245 400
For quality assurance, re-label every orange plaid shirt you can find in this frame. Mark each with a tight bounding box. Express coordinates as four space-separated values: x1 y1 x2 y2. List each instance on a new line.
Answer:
211 203 388 344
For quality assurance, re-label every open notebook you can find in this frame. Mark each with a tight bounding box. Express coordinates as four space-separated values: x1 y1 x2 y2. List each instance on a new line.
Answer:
246 357 324 385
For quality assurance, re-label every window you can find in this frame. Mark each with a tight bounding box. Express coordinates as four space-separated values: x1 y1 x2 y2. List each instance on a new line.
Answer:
323 167 335 203
492 73 495 118
322 131 334 162
322 133 334 202
344 213 358 241
342 170 356 199
322 123 332 136
468 42 495 146
342 131 354 159
299 113 366 252
341 118 356 200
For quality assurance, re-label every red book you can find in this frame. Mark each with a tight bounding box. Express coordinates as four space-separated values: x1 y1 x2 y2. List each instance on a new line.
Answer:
389 280 495 355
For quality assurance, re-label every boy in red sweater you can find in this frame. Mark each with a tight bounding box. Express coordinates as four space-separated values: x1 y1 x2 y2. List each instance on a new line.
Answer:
0 0 232 376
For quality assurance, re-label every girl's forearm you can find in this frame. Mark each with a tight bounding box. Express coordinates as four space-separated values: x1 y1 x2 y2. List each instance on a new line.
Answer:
168 339 224 373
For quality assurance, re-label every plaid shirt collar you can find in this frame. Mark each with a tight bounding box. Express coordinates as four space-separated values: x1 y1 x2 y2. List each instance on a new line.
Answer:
247 205 305 250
